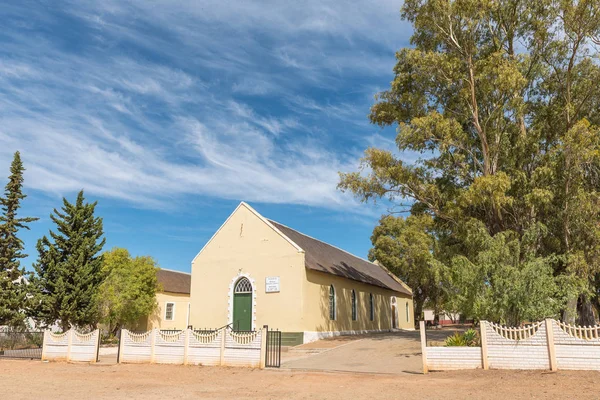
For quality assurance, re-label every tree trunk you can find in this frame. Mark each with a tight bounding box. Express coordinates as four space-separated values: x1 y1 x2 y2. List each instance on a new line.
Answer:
562 297 578 324
577 295 596 326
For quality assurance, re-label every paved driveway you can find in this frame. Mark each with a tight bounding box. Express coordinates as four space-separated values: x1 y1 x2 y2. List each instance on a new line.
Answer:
281 329 461 374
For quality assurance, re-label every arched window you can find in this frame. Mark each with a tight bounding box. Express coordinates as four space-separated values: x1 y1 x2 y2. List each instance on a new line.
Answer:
234 277 252 293
406 302 410 322
351 290 357 321
369 293 374 321
329 285 336 320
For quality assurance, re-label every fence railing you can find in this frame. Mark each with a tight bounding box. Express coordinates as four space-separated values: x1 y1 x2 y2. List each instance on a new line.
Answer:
42 329 100 363
420 319 600 372
118 325 277 368
265 328 281 368
0 331 44 360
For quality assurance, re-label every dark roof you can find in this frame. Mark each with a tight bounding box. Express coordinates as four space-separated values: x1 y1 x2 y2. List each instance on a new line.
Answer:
157 269 191 295
268 220 411 296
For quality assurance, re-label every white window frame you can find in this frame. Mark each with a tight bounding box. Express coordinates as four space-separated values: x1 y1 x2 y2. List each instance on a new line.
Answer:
164 302 175 321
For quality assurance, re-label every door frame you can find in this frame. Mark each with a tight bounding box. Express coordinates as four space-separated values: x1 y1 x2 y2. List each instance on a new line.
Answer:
228 273 256 331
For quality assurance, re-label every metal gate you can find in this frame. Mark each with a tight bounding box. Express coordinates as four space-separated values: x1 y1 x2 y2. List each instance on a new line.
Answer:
265 328 281 368
0 331 43 360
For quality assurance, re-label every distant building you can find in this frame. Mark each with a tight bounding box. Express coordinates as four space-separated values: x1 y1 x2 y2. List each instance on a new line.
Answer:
189 202 414 345
423 309 462 326
138 269 191 331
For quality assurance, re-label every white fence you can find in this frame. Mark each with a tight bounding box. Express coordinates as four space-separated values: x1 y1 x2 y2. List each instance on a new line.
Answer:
42 329 100 362
119 328 266 368
421 319 600 372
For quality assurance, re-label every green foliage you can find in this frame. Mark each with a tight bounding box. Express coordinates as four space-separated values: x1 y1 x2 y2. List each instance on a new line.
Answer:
369 213 447 321
0 152 38 328
444 332 466 347
97 248 159 335
29 191 105 331
339 0 600 324
444 329 479 347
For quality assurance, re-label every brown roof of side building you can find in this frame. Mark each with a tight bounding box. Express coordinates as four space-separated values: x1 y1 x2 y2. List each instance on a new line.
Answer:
269 220 412 296
157 269 191 295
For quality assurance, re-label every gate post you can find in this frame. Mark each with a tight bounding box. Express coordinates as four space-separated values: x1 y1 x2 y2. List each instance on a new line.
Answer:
545 319 557 371
419 321 428 374
260 325 268 369
117 329 124 364
41 330 49 361
95 329 101 363
480 321 489 370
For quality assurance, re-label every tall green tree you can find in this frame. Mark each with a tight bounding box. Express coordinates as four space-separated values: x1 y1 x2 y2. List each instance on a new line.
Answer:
0 152 38 328
339 0 600 324
30 191 105 331
369 213 447 322
97 248 158 335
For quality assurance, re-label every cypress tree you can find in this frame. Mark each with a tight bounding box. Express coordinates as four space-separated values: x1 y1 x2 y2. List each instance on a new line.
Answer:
30 190 105 331
0 152 38 328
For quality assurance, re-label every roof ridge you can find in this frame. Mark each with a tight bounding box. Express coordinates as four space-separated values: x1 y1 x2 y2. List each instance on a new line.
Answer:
159 268 191 275
267 219 378 267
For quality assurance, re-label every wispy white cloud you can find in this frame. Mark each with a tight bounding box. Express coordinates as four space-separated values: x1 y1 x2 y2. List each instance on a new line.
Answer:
0 0 412 213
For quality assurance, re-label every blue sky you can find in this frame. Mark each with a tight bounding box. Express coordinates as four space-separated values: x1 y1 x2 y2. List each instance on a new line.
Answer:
0 1 414 272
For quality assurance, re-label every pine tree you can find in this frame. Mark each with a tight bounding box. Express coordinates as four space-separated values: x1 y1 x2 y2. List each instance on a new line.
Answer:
0 152 38 328
30 191 105 331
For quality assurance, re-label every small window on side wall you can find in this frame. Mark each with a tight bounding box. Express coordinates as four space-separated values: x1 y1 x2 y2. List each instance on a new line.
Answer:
369 293 374 321
165 302 175 321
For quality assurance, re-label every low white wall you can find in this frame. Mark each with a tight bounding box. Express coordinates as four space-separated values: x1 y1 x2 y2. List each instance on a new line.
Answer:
119 328 265 368
188 330 222 366
42 329 99 363
42 331 69 361
223 331 262 367
553 321 600 370
421 319 600 372
486 322 550 370
426 347 482 370
120 330 152 363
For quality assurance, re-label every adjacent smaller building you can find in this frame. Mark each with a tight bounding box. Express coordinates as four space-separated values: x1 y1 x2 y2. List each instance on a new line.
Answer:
140 269 191 330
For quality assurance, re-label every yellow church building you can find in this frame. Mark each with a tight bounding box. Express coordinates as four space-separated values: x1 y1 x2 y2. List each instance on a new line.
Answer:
189 202 414 345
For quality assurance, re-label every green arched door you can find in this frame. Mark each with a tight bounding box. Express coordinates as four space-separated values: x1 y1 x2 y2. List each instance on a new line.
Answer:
233 277 253 331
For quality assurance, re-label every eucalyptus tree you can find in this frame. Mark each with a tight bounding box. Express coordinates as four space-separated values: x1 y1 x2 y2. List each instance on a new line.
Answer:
340 0 600 324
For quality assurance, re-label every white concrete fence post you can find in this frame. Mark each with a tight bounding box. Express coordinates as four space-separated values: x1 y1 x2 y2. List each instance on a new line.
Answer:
118 329 126 364
66 329 73 362
259 325 268 369
545 318 557 371
419 320 428 374
41 330 49 361
219 328 226 366
480 321 489 370
150 328 157 364
183 329 190 365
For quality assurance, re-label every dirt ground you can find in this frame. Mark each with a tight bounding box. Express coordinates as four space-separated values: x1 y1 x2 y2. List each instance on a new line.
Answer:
2 360 600 399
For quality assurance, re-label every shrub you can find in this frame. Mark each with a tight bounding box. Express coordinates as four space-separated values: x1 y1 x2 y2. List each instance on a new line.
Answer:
444 329 480 347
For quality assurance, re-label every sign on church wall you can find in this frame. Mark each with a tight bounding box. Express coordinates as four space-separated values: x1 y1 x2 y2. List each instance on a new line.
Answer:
265 277 280 293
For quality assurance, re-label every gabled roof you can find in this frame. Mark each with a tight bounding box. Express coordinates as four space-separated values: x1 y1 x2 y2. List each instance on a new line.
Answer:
269 220 412 296
191 201 412 296
157 269 191 295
